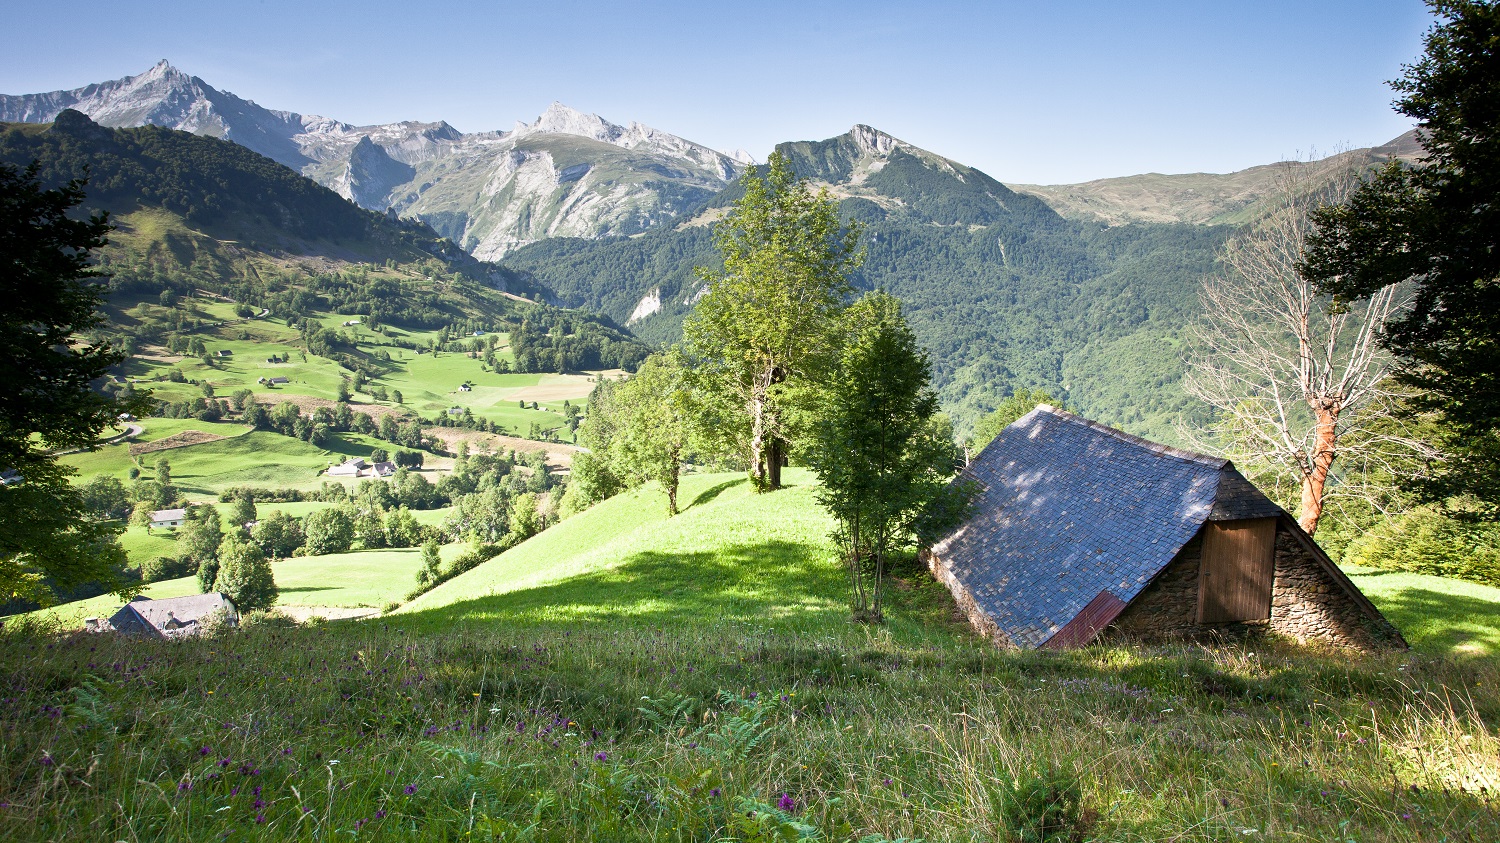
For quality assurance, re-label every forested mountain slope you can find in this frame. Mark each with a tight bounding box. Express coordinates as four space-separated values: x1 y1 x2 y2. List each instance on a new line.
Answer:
0 111 651 376
503 125 1235 438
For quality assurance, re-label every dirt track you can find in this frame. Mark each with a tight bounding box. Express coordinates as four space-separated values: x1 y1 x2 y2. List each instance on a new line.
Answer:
129 430 227 455
422 427 579 468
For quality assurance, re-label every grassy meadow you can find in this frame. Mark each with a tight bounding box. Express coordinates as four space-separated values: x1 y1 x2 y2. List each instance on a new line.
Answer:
109 289 594 441
3 471 1498 841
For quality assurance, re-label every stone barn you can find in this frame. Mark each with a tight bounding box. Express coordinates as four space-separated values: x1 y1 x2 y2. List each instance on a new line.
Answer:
91 593 238 639
927 406 1404 651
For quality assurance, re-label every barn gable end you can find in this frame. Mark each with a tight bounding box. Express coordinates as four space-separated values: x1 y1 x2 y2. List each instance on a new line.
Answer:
928 406 1403 651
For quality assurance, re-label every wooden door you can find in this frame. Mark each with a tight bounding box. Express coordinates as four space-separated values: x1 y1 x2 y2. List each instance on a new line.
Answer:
1197 518 1277 623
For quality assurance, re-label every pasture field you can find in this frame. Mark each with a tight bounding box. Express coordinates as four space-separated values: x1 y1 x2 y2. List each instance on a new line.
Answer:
1345 565 1500 658
117 525 180 567
30 544 467 626
7 472 1496 841
113 291 593 439
59 418 256 480
129 431 337 495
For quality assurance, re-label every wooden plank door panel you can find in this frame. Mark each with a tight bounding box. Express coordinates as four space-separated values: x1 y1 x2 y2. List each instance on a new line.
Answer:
1197 518 1277 623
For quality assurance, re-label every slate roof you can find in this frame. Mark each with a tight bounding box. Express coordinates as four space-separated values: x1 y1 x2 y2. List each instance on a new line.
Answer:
930 405 1285 649
150 508 187 522
107 593 237 638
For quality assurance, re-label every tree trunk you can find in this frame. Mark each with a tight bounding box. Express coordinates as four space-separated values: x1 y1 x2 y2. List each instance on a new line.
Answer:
666 444 680 516
749 393 768 491
767 437 784 490
1298 406 1340 535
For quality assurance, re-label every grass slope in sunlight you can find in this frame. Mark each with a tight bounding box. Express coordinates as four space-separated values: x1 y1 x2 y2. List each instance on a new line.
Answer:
3 472 1498 841
402 470 858 634
1346 565 1500 658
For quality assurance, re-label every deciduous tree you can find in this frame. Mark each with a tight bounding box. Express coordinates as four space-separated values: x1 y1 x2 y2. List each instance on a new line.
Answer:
685 152 862 492
807 293 968 621
608 350 699 515
303 507 354 555
213 532 278 612
1184 164 1435 534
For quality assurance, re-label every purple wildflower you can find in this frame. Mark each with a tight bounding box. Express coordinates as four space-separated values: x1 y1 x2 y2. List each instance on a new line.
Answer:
777 793 797 812
254 813 265 824
374 809 387 820
594 751 608 762
403 784 418 795
710 788 721 798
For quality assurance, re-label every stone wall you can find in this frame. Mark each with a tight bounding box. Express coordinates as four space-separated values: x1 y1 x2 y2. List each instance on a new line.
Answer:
1266 530 1403 650
1102 536 1206 642
1099 522 1402 650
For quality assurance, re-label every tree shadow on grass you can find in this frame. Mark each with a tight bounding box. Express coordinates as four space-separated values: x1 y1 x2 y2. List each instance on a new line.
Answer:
278 586 338 595
686 478 747 510
1367 586 1500 658
402 539 847 633
322 434 376 460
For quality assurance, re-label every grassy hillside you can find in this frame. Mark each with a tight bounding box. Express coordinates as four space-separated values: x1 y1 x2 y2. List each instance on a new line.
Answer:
4 471 1496 841
1 113 648 458
2 468 1500 834
403 470 874 633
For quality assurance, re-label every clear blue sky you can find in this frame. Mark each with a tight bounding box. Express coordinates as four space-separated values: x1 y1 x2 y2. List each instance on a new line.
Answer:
3 0 1432 184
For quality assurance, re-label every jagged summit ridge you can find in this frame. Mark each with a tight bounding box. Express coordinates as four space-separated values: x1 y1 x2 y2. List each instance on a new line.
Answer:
1 63 750 256
847 124 902 157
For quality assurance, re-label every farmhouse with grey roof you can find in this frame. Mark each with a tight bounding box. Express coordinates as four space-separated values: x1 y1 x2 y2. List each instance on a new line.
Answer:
927 406 1404 651
90 593 238 639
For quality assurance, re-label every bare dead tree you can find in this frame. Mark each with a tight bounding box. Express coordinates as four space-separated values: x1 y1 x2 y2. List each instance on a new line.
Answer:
1182 161 1437 535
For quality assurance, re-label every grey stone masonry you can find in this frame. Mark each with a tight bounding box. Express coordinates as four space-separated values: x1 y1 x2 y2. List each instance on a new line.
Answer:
1101 520 1405 650
1101 536 1205 643
1267 529 1404 650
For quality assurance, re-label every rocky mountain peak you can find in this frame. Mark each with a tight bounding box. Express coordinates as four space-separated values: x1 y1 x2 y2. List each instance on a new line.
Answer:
847 124 902 157
516 102 622 142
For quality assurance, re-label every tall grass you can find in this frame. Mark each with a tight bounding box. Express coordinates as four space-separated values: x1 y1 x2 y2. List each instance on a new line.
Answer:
5 472 1496 840
3 586 1495 841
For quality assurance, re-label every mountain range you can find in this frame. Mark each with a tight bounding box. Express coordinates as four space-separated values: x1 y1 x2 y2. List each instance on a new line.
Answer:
1 63 1423 440
0 62 750 257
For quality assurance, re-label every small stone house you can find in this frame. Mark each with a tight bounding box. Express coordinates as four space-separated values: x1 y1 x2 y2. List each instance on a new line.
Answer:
150 508 187 529
927 406 1404 651
90 593 238 639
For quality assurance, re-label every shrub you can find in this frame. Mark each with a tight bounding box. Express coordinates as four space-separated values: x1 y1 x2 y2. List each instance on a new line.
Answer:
1344 510 1500 587
995 762 1088 843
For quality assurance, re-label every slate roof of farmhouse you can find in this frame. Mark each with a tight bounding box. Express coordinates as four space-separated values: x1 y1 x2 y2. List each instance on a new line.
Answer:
107 593 237 638
930 405 1284 649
